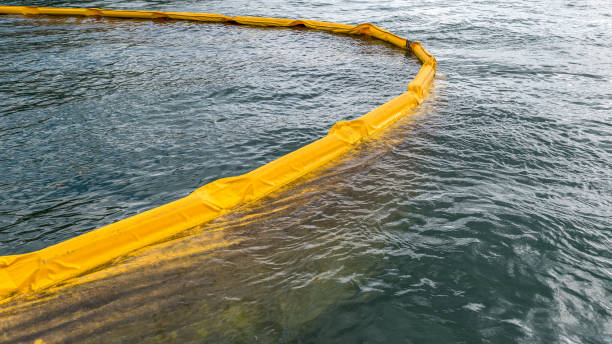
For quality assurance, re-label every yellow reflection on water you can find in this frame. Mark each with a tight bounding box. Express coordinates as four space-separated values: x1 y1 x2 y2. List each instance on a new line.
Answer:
0 110 429 343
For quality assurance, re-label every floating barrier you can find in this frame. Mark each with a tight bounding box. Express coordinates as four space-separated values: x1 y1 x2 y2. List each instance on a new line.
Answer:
0 6 436 301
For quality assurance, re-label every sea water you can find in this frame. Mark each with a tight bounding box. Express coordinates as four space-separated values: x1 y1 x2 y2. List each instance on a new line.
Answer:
0 0 610 343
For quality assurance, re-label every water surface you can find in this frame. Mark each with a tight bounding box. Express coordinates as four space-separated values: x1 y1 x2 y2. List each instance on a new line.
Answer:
0 1 610 343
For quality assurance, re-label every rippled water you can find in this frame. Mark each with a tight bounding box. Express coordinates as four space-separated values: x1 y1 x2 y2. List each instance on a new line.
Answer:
0 11 416 254
1 0 611 343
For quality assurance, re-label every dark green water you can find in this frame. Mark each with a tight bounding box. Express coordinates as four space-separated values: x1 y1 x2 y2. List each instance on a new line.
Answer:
0 1 610 343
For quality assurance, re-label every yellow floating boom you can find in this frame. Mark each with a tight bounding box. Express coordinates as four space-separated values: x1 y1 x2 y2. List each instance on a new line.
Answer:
0 6 436 300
